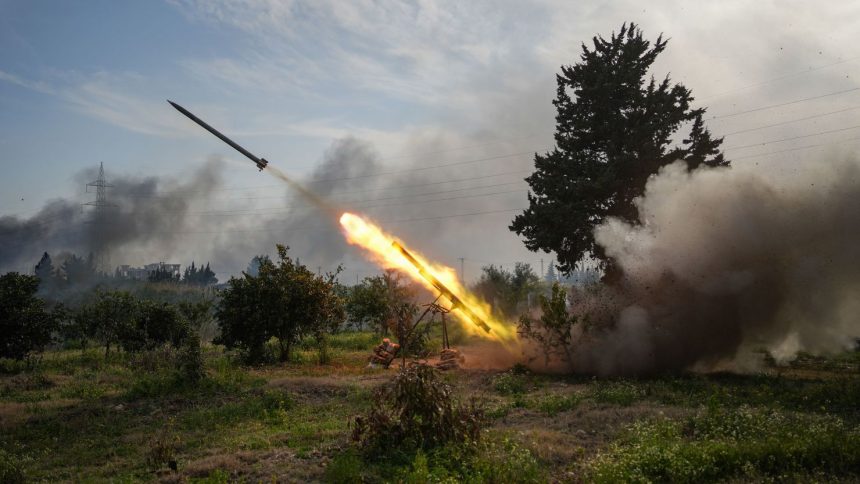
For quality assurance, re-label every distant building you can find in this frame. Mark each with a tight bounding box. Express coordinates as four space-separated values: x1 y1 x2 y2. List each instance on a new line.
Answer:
117 262 181 280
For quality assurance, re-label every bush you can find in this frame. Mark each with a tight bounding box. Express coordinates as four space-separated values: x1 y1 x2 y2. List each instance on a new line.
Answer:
146 419 180 472
589 380 644 406
325 449 365 483
352 363 486 457
178 336 205 384
517 282 578 366
493 370 531 395
0 273 59 362
534 392 581 415
215 245 345 364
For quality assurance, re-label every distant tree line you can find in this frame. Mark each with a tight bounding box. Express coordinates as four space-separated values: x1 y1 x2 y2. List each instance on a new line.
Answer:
30 251 219 289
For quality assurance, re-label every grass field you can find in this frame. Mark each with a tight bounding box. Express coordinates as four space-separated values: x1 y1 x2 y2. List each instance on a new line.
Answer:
1 332 859 482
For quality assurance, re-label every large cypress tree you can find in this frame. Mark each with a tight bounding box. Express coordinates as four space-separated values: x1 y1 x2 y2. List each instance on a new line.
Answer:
510 23 727 280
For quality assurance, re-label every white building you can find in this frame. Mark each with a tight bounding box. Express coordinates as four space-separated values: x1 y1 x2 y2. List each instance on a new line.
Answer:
117 262 181 280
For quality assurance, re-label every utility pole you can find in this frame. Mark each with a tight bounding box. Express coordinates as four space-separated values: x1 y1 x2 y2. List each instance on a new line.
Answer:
83 162 114 273
458 257 465 283
540 258 544 278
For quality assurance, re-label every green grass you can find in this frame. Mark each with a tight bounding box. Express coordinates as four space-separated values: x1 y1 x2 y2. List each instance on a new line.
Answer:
585 405 860 482
0 332 379 481
327 437 546 483
2 332 859 482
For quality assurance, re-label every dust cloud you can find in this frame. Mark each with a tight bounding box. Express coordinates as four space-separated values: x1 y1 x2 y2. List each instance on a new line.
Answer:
557 153 860 376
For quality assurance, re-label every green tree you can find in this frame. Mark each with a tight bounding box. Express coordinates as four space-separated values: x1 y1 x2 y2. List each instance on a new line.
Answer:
510 22 726 281
472 263 541 318
518 282 578 367
182 261 218 285
34 252 56 290
245 255 269 277
0 273 58 361
215 245 345 363
148 267 179 283
61 253 97 286
346 269 416 335
76 290 138 357
122 301 190 352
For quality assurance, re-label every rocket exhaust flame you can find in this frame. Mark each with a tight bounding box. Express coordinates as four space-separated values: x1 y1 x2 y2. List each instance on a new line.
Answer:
339 212 518 344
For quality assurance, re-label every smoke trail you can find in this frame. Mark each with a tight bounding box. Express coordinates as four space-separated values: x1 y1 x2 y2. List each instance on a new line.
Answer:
559 153 860 376
265 164 340 217
261 138 384 268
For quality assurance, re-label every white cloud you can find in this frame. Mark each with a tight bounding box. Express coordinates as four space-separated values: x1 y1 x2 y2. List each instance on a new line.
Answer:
0 69 56 95
0 69 219 138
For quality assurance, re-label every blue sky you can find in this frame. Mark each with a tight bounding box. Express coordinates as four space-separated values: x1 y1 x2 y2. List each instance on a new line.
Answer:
2 0 859 279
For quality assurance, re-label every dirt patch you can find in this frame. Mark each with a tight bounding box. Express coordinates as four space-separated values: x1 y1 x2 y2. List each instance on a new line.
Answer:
168 446 338 483
0 398 80 428
266 373 390 403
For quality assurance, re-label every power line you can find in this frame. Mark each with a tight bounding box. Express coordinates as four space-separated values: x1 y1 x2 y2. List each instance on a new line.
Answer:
730 135 860 161
120 148 540 196
710 87 860 120
700 56 860 103
724 124 860 151
719 105 860 136
184 181 526 216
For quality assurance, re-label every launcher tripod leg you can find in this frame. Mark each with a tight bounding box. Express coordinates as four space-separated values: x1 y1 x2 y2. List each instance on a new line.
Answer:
441 313 450 350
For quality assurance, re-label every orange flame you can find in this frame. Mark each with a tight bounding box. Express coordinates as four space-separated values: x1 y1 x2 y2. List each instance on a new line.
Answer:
339 212 519 345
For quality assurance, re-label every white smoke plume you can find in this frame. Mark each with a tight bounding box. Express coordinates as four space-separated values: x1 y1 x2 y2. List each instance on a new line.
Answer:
566 152 860 376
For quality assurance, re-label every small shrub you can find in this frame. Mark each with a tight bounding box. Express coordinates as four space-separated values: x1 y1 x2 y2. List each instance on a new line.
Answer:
535 392 581 415
517 282 578 366
325 449 365 483
352 363 486 457
469 437 544 483
315 333 331 365
493 370 530 395
147 419 180 472
127 371 185 399
590 380 643 406
178 337 205 384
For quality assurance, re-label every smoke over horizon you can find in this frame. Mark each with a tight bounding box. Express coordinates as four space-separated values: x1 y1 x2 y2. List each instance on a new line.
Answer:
558 151 860 376
0 134 535 282
0 158 226 274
